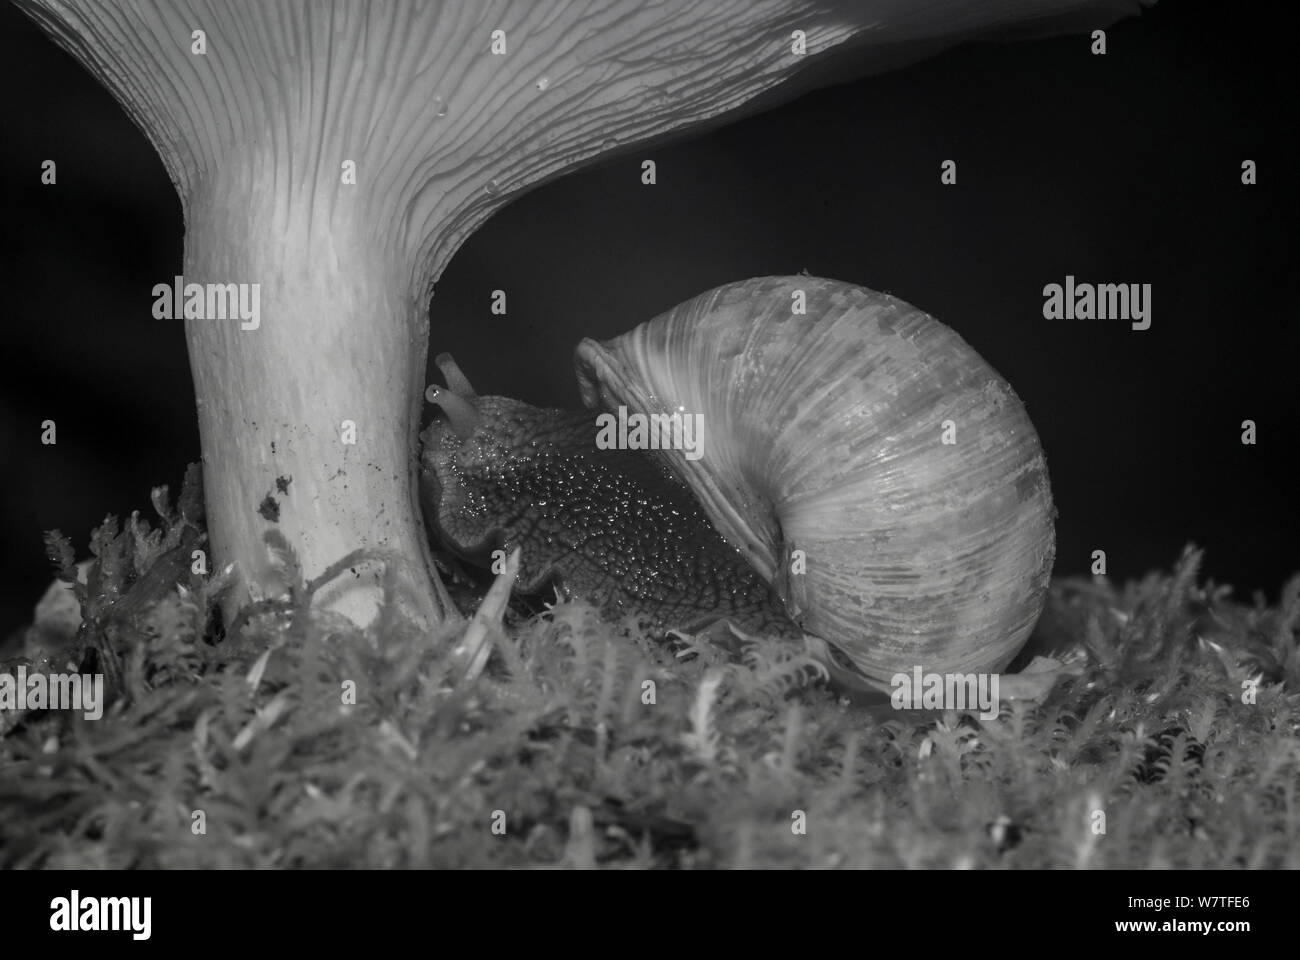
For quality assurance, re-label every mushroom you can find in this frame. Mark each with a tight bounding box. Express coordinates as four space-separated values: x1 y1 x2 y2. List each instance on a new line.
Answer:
16 0 1147 630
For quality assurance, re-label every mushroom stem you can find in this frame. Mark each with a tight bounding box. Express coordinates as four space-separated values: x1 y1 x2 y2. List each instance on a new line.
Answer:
184 190 447 624
19 0 1146 631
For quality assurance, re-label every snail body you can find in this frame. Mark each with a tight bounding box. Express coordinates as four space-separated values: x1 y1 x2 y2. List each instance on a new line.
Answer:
421 395 801 646
420 276 1055 690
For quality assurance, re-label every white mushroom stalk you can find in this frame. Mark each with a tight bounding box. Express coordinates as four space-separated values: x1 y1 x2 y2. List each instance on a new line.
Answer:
18 0 1146 630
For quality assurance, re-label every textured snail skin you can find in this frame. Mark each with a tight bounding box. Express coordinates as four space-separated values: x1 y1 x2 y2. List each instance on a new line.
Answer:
421 276 1056 688
419 396 803 646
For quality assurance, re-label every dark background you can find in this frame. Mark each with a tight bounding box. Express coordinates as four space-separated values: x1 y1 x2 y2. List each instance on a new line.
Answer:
1 0 1295 639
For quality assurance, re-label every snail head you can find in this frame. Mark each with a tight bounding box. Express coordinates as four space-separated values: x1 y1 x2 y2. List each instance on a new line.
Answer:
421 352 564 460
423 352 483 438
419 353 590 574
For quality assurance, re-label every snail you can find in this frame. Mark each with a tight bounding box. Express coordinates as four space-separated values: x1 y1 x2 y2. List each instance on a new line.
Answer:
419 276 1056 693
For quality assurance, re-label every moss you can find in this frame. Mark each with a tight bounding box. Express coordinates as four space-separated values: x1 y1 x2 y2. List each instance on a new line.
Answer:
1 474 1297 868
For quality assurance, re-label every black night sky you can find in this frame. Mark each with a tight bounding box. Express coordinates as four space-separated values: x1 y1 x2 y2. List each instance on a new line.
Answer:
0 0 1295 640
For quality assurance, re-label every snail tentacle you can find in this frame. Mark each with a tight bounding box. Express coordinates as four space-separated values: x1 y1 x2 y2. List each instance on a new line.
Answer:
435 352 478 399
424 383 483 437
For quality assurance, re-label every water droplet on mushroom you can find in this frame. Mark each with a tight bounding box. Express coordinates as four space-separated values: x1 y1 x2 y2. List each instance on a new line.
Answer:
432 96 447 118
485 179 500 196
535 76 550 91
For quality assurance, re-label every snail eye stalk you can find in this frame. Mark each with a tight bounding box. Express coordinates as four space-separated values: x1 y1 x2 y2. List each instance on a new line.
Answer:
425 383 483 437
435 353 478 399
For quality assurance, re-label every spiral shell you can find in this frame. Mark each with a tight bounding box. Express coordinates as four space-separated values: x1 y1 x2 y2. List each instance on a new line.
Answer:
574 276 1055 683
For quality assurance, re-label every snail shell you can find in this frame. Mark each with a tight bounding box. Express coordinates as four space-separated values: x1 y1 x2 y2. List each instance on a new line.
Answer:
572 275 1055 682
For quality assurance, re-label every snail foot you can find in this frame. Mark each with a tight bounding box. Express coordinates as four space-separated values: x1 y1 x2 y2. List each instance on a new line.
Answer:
997 655 1083 703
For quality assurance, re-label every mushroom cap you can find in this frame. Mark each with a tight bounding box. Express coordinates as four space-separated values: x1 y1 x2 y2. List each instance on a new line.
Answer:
17 0 1150 291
